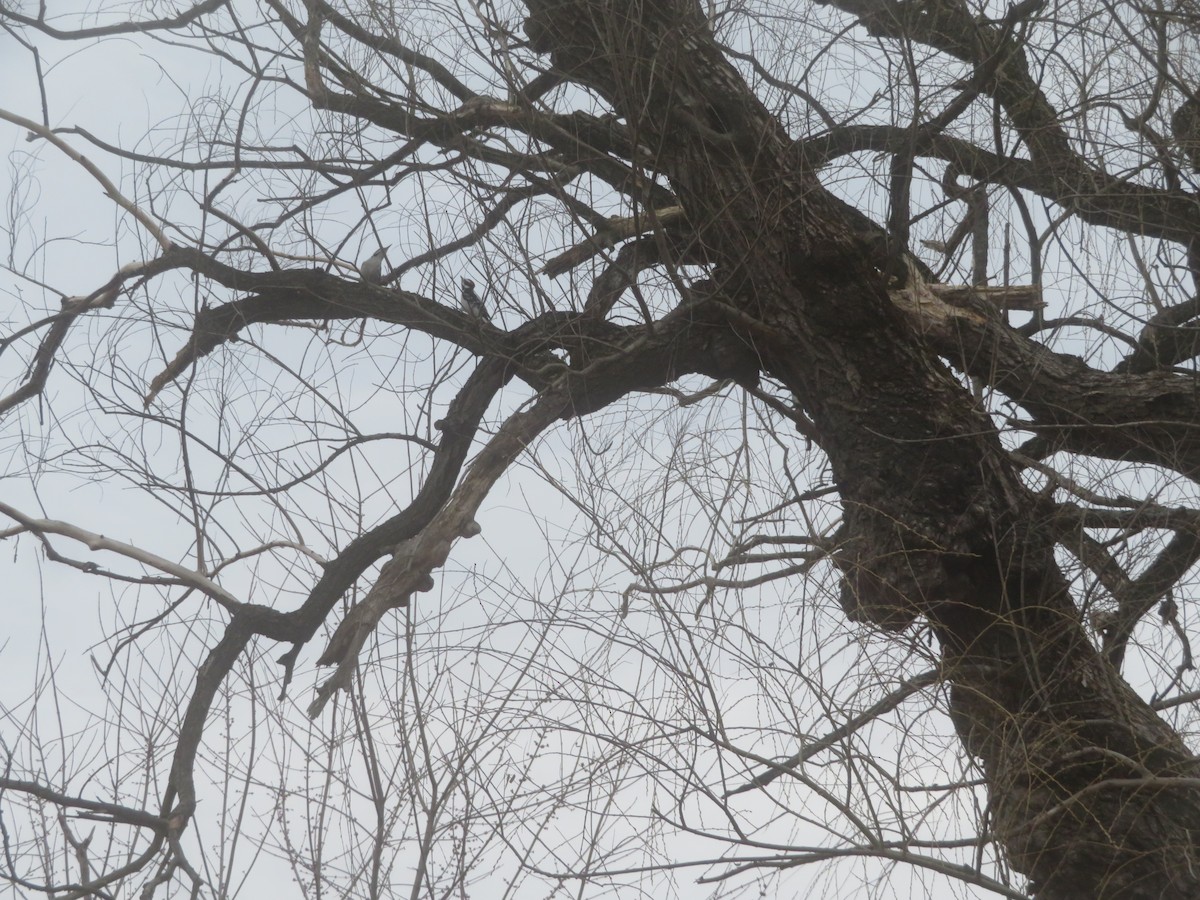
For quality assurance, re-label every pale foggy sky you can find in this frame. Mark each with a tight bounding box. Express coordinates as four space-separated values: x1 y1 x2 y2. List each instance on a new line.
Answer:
4 4 1186 899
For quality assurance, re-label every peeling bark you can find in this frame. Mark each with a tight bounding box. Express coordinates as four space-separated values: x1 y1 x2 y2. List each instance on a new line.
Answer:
521 0 1200 894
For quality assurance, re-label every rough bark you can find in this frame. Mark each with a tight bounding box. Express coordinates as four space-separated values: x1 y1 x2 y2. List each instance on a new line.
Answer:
521 0 1200 895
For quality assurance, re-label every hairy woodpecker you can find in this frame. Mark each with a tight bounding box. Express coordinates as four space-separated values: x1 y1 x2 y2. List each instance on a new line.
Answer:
461 278 487 318
359 246 389 284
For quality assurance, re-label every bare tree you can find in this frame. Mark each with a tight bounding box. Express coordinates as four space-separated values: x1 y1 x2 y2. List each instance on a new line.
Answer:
3 0 1200 896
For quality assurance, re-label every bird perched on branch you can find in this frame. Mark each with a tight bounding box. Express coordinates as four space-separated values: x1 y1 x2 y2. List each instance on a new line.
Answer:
460 278 487 318
359 246 389 284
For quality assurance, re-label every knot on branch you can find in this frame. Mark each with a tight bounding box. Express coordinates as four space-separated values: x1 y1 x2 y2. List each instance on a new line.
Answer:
833 540 922 631
832 487 991 632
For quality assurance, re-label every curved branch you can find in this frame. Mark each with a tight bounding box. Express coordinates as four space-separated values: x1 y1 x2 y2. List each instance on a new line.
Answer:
0 778 166 832
802 124 1200 247
0 262 154 417
0 0 229 39
891 274 1200 480
314 0 475 102
162 296 757 826
0 501 244 612
0 108 172 250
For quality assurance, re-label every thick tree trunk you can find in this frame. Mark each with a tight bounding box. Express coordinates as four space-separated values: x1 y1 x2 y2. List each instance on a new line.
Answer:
523 0 1200 895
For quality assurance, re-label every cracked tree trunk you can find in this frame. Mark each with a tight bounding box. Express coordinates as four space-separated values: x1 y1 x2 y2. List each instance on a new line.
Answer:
522 0 1200 895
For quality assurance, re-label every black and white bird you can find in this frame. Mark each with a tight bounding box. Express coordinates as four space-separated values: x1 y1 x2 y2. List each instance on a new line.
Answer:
460 278 487 318
359 246 389 284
